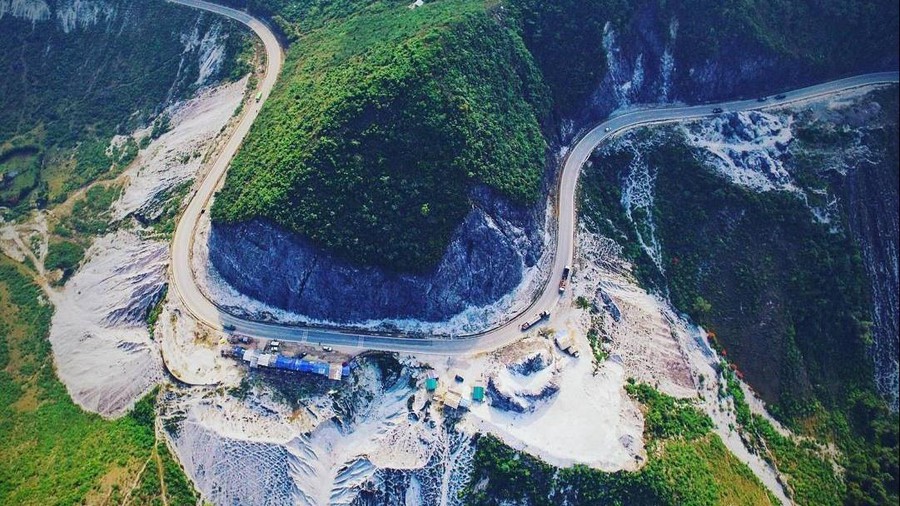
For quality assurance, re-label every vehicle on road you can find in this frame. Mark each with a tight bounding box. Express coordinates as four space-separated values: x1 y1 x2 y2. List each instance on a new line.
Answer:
229 334 253 344
520 311 551 332
559 265 571 293
774 93 787 100
712 107 724 114
604 127 610 132
223 323 236 331
255 91 262 102
322 345 334 352
757 96 768 102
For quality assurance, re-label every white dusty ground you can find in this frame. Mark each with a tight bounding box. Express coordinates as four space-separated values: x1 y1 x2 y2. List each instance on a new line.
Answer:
163 359 475 506
37 77 247 417
47 231 167 417
455 340 647 471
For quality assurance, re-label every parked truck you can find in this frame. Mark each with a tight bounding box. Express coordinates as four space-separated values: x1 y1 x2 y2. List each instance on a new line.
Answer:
558 265 571 293
520 311 550 332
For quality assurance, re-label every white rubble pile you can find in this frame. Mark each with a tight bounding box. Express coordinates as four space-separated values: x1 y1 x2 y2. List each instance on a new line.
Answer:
486 345 560 413
575 231 695 397
45 78 246 416
47 230 166 417
682 110 799 193
164 359 473 506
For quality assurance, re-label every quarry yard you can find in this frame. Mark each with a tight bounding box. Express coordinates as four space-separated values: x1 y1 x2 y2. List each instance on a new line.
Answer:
10 20 887 497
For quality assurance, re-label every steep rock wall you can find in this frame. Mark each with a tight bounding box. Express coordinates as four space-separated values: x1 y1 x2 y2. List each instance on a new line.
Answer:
843 126 899 409
210 186 545 323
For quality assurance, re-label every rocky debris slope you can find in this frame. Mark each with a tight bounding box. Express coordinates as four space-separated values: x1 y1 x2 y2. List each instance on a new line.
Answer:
682 111 798 193
572 228 791 503
162 357 476 506
114 80 247 222
47 230 166 416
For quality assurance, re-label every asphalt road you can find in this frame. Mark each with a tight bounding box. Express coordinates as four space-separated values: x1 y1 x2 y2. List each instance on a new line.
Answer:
167 0 898 356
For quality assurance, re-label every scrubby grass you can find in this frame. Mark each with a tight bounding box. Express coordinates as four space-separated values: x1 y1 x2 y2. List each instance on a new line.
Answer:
0 257 197 504
43 240 85 284
52 184 122 240
466 383 776 505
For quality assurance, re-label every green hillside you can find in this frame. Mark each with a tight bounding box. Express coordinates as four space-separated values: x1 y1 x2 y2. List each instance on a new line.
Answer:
214 0 897 272
0 0 248 217
0 258 197 505
212 0 550 271
578 92 900 505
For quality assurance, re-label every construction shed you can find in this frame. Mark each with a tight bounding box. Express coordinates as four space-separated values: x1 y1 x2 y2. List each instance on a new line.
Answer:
233 347 348 380
444 390 462 410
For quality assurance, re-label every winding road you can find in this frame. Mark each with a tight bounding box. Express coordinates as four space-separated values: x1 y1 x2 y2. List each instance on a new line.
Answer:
167 0 899 355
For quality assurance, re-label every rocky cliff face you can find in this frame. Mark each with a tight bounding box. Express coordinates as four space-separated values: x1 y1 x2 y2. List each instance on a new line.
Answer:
210 185 547 326
557 2 897 140
841 114 899 410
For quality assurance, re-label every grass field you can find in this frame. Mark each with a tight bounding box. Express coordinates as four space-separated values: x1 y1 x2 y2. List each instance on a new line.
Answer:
0 256 196 505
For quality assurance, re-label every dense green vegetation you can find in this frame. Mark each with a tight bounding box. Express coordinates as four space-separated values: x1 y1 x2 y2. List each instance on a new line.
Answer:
0 257 197 505
466 382 775 505
720 367 845 505
214 0 897 273
579 100 900 505
0 0 246 217
44 241 85 284
213 0 550 271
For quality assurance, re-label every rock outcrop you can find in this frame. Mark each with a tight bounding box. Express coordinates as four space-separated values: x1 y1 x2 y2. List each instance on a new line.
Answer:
209 186 546 325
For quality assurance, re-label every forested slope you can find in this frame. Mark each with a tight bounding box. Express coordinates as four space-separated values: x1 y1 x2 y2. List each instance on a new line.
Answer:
211 0 550 271
0 0 247 216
